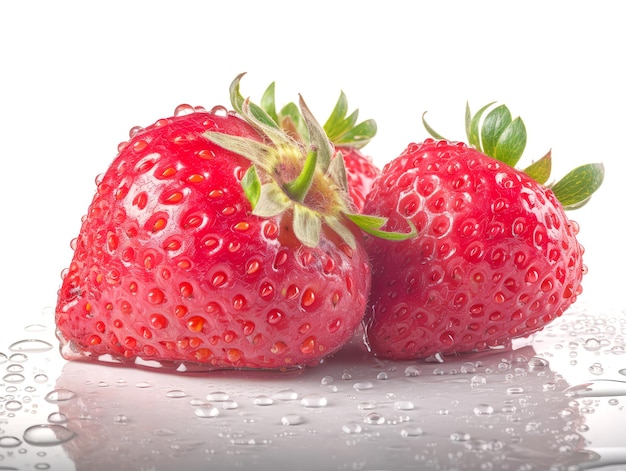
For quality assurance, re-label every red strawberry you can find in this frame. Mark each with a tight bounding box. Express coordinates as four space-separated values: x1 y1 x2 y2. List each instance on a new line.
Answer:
362 103 604 360
256 83 381 212
55 75 388 371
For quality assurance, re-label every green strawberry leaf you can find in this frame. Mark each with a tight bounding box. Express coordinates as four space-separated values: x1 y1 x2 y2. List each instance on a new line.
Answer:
345 213 418 241
323 91 376 149
523 150 552 185
550 163 605 209
481 104 513 157
241 166 262 209
422 111 448 140
466 101 496 151
260 81 279 124
492 116 526 167
278 101 308 142
229 73 278 130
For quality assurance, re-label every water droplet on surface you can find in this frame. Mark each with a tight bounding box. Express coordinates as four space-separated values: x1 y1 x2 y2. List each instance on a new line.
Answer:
357 401 376 410
6 363 25 373
113 414 129 424
221 400 239 410
506 387 525 395
401 426 424 437
404 365 421 377
253 395 274 406
274 389 298 401
194 406 219 418
471 375 487 388
588 362 604 375
135 381 151 388
450 432 472 441
5 400 22 411
583 338 602 352
301 394 328 408
320 375 334 385
527 356 549 371
376 372 389 380
0 436 22 447
9 339 53 353
363 412 385 425
460 362 477 373
474 404 495 415
564 380 626 398
23 425 76 446
34 374 49 384
353 381 374 391
394 400 415 411
281 414 305 426
342 422 363 434
3 373 25 383
0 352 7 364
45 389 77 403
165 389 188 398
47 412 68 424
9 353 28 363
341 371 352 380
207 391 229 402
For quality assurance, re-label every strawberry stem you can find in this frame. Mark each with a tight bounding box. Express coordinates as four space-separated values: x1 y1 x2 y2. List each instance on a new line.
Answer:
284 150 317 203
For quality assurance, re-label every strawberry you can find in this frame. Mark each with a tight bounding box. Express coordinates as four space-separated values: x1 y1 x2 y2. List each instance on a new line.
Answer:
256 82 381 212
362 103 604 360
55 75 398 371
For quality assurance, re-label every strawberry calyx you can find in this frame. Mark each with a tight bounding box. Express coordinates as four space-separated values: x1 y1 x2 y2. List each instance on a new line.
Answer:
204 75 415 249
422 102 604 210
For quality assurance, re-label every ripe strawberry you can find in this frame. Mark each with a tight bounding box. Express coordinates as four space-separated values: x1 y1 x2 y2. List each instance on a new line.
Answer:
55 75 393 371
362 103 604 360
256 82 381 212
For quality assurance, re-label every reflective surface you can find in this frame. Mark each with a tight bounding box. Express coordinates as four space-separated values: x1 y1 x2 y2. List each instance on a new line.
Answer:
1 301 626 470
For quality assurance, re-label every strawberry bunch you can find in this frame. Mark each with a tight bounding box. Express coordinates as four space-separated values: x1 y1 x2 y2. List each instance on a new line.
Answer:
55 76 603 370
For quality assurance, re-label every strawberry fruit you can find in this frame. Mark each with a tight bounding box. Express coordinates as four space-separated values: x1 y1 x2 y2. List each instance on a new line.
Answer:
362 103 604 360
55 75 397 371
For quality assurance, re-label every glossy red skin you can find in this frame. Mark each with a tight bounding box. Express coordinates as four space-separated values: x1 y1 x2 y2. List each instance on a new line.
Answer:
362 139 584 360
340 147 381 212
55 107 371 370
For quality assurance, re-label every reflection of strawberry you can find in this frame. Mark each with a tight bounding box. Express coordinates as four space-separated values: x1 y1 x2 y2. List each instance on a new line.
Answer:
363 103 604 360
257 83 380 212
55 75 383 370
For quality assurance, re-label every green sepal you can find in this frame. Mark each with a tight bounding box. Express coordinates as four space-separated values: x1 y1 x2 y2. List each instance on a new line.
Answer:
293 204 322 248
422 111 448 141
260 81 278 123
253 182 293 217
550 163 605 210
345 213 418 241
229 73 278 130
241 166 262 209
327 151 349 194
465 101 496 151
203 130 276 174
322 91 377 149
299 95 333 173
523 150 552 185
278 102 309 142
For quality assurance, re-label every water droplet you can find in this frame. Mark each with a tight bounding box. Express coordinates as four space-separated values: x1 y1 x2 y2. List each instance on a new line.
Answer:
471 375 487 388
363 412 385 425
9 339 53 353
253 395 274 406
394 400 415 411
320 375 334 385
376 372 389 380
401 425 424 437
0 436 22 447
207 391 229 402
564 379 626 398
23 425 76 446
527 356 549 371
589 362 604 375
357 401 376 410
583 338 602 352
341 371 352 380
404 365 421 377
353 381 373 391
9 353 28 363
450 432 472 441
47 412 68 424
113 414 129 424
221 400 239 410
135 381 151 388
45 389 77 403
281 414 305 426
35 463 51 470
506 387 525 395
165 389 188 398
3 373 25 383
6 363 24 373
0 352 7 364
301 393 328 408
194 406 219 418
34 374 49 384
274 388 298 401
5 400 22 411
474 404 495 415
342 422 363 434
609 398 620 406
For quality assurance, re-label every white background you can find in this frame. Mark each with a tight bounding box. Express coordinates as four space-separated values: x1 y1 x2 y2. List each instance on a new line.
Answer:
0 0 624 322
